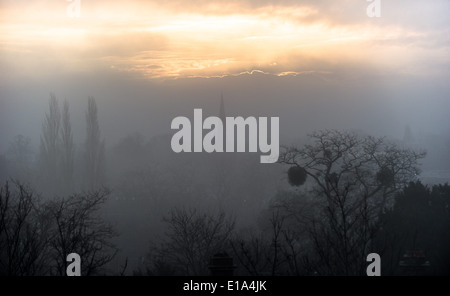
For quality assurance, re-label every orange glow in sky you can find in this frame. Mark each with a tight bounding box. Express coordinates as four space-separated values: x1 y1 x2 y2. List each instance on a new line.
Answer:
0 0 448 79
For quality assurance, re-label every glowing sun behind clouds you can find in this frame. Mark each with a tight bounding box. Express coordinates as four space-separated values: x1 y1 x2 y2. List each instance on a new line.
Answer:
0 0 448 80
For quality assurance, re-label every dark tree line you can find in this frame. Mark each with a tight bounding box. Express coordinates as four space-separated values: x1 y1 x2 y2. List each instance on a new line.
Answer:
138 130 449 276
377 181 450 275
0 181 117 275
139 208 235 276
3 115 448 276
276 130 426 275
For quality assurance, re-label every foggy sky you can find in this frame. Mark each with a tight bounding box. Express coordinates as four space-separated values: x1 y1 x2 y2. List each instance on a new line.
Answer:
1 0 449 153
1 1 450 276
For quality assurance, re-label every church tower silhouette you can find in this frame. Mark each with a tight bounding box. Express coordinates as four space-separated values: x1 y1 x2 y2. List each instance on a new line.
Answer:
219 92 226 147
219 92 225 122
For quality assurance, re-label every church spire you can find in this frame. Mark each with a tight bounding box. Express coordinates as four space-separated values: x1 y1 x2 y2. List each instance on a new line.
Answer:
219 92 225 122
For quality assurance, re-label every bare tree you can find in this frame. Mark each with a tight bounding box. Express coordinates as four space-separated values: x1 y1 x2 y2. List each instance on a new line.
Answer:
84 96 105 190
231 210 287 276
230 207 312 276
147 208 235 276
278 129 426 275
0 181 52 275
230 232 272 276
0 181 117 276
46 188 117 276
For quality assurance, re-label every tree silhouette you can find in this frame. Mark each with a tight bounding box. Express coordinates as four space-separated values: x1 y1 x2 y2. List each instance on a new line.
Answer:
39 94 61 194
378 181 450 275
47 188 117 276
145 208 234 275
60 100 74 194
84 96 105 190
0 181 51 275
278 129 426 275
0 181 117 275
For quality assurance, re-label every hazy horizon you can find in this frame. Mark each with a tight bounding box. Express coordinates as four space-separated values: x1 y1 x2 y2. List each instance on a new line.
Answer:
2 0 450 154
1 0 449 277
